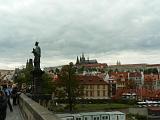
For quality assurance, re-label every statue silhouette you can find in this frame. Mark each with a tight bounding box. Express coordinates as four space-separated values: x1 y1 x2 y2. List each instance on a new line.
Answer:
32 41 41 69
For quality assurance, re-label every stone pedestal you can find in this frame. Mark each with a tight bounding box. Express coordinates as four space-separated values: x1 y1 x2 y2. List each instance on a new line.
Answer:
32 68 44 95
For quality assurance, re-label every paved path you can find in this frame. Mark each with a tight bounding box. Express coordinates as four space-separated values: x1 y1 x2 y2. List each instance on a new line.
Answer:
6 105 24 120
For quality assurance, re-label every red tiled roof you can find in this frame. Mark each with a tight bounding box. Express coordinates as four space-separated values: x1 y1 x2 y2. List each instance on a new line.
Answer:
76 75 107 85
129 72 142 77
147 64 160 67
114 88 160 99
110 72 128 80
144 74 159 82
54 75 108 85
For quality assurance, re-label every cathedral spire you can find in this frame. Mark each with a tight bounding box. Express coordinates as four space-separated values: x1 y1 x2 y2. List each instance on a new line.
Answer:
81 52 85 62
26 59 29 68
82 52 84 58
76 56 80 65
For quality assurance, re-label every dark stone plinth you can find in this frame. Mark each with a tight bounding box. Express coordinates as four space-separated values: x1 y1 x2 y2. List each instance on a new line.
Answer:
32 68 44 95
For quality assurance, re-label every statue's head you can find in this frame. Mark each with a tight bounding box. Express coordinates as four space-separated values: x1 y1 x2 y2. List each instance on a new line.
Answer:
35 41 39 46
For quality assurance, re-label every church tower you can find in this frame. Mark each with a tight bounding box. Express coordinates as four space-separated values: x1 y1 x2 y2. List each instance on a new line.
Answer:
28 59 33 69
81 53 85 63
26 59 29 69
76 56 80 65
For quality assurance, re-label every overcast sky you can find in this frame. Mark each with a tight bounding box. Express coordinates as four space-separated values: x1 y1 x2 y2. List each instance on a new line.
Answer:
0 0 160 69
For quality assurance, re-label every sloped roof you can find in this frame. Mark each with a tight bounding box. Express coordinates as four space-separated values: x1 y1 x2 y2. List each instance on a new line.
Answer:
110 72 128 80
76 75 108 85
144 74 159 82
129 72 142 77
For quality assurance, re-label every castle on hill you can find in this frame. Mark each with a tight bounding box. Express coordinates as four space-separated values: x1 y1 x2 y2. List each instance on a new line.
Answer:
76 53 98 65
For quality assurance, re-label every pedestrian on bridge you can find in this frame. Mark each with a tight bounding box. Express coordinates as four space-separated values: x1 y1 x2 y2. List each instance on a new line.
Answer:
0 90 7 120
3 85 13 112
12 85 18 105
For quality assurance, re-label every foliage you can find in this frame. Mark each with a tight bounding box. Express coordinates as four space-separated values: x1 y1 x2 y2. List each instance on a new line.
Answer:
14 68 27 86
41 73 54 94
108 69 113 74
135 114 147 120
55 62 82 112
76 103 130 111
54 103 131 112
24 63 33 85
144 68 158 74
127 113 147 120
14 61 33 86
77 66 85 73
55 68 60 74
14 64 54 94
126 79 137 89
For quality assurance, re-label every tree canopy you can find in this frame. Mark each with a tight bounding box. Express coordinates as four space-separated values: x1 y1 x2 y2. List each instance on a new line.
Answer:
55 62 83 112
144 68 158 74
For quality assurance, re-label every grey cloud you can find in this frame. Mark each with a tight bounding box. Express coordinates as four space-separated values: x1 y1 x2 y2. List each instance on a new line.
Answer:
0 0 160 69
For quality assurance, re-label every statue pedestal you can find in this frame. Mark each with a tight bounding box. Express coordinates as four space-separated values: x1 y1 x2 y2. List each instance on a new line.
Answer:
32 68 44 95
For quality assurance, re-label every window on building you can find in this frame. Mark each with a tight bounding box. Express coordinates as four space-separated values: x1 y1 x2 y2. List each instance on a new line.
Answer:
97 85 100 89
103 90 105 96
90 91 93 97
103 85 105 89
86 91 88 97
90 85 94 89
76 118 81 120
97 90 100 96
102 116 108 120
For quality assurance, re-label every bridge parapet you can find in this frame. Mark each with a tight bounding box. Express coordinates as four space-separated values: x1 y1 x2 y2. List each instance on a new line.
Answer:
19 93 60 120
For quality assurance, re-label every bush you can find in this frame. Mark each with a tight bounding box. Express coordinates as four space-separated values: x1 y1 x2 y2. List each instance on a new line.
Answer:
135 114 147 120
127 100 137 105
127 113 147 120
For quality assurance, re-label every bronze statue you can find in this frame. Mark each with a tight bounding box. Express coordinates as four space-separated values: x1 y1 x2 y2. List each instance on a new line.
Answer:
32 41 41 69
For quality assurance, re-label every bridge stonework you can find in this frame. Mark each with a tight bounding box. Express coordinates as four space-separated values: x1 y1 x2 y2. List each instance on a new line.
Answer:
19 93 60 120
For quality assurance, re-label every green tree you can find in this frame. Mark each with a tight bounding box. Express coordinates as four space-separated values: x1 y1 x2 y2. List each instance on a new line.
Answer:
126 79 136 89
78 66 85 73
55 68 60 74
108 69 113 74
14 65 54 94
14 68 27 86
14 60 33 86
55 62 83 112
41 73 54 94
144 68 158 74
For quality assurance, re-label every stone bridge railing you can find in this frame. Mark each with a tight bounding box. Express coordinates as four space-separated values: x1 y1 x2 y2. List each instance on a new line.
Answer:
19 93 60 120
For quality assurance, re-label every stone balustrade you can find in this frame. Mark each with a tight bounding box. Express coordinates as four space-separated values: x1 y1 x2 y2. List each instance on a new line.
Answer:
19 93 60 120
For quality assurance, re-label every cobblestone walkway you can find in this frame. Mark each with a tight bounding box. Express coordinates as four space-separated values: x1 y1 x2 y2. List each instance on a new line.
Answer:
6 105 24 120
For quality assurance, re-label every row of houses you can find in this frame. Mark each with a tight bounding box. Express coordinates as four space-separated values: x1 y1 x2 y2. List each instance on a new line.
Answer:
50 70 160 101
44 54 160 100
107 63 160 72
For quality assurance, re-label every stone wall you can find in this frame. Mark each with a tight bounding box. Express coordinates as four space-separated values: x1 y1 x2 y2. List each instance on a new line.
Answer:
19 93 60 120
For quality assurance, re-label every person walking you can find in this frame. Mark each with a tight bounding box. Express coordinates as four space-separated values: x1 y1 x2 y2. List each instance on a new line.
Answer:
12 86 18 105
0 90 7 120
3 85 13 112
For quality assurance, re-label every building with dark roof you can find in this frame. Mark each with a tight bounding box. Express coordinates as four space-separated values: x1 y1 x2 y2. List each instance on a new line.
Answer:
76 53 98 65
